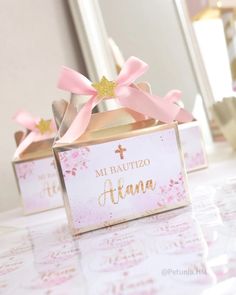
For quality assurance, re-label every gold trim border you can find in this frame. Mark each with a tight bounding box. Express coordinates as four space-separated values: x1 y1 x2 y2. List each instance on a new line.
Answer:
53 121 191 235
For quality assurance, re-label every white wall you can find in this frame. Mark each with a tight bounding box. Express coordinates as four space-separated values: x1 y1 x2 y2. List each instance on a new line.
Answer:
194 19 236 101
99 0 200 111
0 0 87 212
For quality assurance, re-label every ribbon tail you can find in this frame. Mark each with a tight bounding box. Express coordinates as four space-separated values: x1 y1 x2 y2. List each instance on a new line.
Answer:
175 108 194 123
163 90 193 122
164 90 182 104
57 95 100 143
117 87 180 123
14 131 38 158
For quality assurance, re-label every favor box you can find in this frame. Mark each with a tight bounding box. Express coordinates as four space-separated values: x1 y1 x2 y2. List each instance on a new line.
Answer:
13 132 63 215
53 108 190 235
178 121 208 172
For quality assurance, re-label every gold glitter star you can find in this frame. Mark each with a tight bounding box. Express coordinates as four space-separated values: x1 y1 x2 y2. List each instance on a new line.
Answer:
92 76 117 99
35 119 51 134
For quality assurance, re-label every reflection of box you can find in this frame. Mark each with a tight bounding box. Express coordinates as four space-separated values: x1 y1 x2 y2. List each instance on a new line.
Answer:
53 109 190 235
178 121 208 173
13 134 63 215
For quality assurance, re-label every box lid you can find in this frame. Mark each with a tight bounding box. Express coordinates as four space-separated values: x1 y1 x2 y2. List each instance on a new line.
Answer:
53 107 175 150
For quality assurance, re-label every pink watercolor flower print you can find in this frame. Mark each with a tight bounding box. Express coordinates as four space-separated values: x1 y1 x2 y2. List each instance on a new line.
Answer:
184 150 205 169
15 161 35 180
59 147 90 178
157 172 186 206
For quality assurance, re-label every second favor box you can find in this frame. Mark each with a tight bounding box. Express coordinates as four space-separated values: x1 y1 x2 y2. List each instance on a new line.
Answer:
13 132 63 215
179 121 207 172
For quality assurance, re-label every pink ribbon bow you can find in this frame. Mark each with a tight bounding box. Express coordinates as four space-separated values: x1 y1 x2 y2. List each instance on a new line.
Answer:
13 110 56 158
57 56 193 143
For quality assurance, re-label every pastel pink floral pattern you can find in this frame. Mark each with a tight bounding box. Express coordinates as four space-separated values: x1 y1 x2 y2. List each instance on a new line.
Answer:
184 150 205 170
15 161 35 180
59 147 90 178
157 172 186 206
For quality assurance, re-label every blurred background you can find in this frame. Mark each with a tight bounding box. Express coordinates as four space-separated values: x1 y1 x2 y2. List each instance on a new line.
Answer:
1 0 236 212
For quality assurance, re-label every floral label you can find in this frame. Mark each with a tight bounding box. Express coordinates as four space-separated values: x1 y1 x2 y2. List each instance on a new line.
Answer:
58 127 189 233
179 123 207 172
14 157 63 214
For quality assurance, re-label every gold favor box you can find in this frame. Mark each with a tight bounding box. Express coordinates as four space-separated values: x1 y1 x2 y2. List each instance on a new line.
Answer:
52 105 190 235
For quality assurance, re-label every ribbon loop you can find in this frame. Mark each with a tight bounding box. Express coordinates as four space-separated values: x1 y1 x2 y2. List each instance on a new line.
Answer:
13 110 39 131
116 56 148 86
13 110 56 158
58 67 96 95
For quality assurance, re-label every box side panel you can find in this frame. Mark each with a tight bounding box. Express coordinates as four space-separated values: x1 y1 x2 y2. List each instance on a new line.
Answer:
179 123 208 172
14 156 63 214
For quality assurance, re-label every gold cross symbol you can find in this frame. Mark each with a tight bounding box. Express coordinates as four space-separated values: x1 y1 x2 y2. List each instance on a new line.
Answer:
92 76 117 99
115 144 127 160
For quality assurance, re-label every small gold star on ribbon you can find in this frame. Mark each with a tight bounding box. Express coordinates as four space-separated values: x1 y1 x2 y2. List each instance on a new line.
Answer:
92 76 117 99
35 119 51 134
